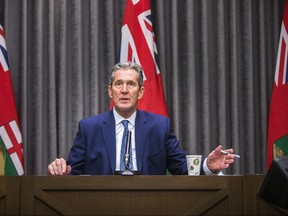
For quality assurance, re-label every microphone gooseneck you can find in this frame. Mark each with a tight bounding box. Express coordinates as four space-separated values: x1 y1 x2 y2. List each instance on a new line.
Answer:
122 130 133 176
124 131 132 168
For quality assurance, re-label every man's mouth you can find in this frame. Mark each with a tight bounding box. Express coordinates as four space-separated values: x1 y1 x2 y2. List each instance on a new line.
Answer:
120 98 129 102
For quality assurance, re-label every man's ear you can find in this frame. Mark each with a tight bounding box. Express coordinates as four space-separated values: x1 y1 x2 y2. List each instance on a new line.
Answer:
108 85 113 98
138 86 145 99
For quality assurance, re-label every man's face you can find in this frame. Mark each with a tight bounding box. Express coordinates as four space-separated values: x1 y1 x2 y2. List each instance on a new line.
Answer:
108 69 144 118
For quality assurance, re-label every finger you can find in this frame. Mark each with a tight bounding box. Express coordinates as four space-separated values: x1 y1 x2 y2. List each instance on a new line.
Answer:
221 158 231 168
52 164 61 175
56 158 67 175
49 161 59 175
225 154 233 160
60 158 68 173
215 145 223 152
223 163 229 169
226 153 237 161
224 157 234 165
52 159 64 175
48 164 55 175
65 165 72 175
55 160 63 175
228 158 235 164
223 148 234 154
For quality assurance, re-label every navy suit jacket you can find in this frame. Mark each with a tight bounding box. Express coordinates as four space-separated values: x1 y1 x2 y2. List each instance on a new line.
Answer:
67 110 203 175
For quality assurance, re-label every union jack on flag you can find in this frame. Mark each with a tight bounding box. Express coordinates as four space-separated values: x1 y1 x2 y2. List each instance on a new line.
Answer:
0 25 24 175
274 22 288 87
119 0 168 116
267 2 288 169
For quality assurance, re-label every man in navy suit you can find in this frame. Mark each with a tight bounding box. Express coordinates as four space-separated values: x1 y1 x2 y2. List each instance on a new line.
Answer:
48 62 236 175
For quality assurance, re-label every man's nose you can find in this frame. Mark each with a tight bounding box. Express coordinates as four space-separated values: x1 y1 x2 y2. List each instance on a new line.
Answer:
121 84 128 92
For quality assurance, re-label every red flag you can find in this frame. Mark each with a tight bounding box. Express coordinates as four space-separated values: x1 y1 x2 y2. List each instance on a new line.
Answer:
117 0 168 116
0 25 24 175
267 2 288 169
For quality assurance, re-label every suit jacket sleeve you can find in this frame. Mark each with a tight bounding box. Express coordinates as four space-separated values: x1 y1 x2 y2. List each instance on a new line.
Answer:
67 120 86 175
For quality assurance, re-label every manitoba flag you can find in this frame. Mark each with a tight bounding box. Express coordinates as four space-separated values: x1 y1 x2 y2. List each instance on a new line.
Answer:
267 2 288 169
118 0 168 116
0 25 24 175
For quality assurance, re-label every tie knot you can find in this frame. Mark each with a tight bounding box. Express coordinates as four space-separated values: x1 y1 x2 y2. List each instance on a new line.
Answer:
122 120 129 128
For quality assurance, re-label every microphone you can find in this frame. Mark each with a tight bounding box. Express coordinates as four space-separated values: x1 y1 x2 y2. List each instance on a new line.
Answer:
122 130 133 176
124 130 132 168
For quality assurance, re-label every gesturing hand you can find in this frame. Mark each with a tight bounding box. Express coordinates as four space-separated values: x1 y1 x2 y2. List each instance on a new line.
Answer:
206 145 235 172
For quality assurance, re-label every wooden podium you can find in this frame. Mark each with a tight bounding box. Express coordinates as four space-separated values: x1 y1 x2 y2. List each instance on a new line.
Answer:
20 175 242 215
0 176 21 215
1 175 288 215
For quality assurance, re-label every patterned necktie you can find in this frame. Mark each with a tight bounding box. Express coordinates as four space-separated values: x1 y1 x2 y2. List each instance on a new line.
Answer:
120 120 133 171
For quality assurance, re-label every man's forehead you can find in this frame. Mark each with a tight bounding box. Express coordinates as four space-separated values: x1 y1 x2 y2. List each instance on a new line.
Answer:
115 68 137 74
114 69 138 79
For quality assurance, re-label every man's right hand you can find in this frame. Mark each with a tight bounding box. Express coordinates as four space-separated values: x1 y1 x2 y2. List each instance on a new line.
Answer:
48 158 72 175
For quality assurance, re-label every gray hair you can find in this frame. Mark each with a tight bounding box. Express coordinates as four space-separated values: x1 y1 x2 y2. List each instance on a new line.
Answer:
109 61 144 88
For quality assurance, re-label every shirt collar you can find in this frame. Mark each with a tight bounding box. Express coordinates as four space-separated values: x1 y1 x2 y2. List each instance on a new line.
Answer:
113 107 136 126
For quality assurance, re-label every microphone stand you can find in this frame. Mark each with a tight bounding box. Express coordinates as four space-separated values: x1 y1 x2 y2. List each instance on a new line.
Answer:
122 130 134 176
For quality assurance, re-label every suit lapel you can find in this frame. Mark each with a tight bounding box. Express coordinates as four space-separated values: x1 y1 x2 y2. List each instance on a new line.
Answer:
135 110 148 173
102 110 116 173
